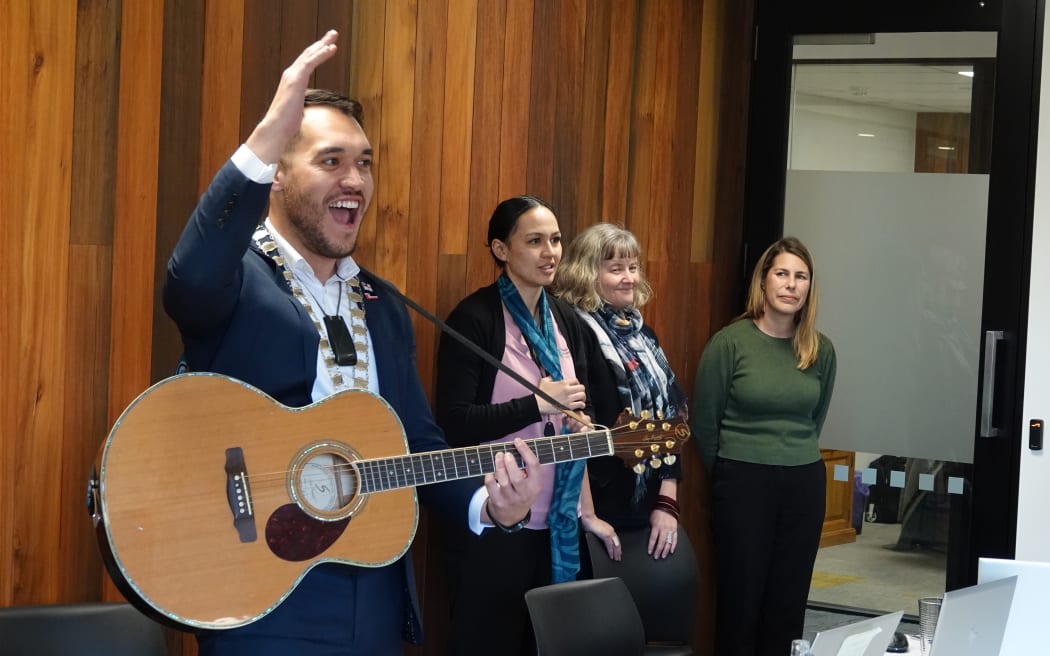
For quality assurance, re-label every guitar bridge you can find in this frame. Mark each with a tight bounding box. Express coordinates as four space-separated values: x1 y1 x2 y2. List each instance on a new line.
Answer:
225 447 257 542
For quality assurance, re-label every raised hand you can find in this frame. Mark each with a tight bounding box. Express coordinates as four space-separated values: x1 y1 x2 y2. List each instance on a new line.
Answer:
245 29 340 164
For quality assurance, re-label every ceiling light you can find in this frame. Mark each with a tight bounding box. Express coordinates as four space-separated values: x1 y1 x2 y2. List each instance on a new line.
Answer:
938 146 956 151
857 133 875 138
958 71 975 78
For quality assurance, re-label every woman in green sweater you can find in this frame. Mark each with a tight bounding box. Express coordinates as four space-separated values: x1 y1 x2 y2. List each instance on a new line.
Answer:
691 236 836 656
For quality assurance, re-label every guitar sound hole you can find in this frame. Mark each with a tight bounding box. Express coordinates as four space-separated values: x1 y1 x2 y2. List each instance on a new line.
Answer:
296 451 357 517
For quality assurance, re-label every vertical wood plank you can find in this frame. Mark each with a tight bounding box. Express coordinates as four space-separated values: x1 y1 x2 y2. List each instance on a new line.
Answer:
153 0 206 383
315 0 354 92
437 0 478 256
0 0 28 606
693 0 721 265
70 1 121 246
376 0 416 289
625 0 657 251
602 0 638 224
409 0 449 390
62 246 112 602
465 0 507 292
551 0 586 237
240 0 284 142
199 1 244 191
525 0 558 201
497 0 534 200
2 0 77 606
349 0 387 270
109 0 164 417
577 0 611 228
643 0 681 267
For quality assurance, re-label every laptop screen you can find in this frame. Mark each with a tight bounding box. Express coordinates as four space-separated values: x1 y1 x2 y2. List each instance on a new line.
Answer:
978 557 1050 654
809 611 903 656
928 575 1016 656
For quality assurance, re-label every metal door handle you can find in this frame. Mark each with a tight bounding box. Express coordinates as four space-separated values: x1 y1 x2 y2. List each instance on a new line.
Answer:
980 330 1005 437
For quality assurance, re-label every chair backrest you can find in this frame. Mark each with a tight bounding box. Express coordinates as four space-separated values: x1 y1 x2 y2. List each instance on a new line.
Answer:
0 602 167 656
586 527 700 645
525 577 646 656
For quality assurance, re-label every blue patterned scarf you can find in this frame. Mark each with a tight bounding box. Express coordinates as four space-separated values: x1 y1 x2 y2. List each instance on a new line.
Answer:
497 273 585 583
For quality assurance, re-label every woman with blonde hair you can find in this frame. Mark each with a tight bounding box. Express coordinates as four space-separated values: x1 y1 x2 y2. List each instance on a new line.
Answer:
554 222 686 560
691 235 837 656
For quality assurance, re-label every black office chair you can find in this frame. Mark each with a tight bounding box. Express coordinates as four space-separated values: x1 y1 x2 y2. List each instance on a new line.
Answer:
586 527 699 655
525 577 646 656
0 602 167 656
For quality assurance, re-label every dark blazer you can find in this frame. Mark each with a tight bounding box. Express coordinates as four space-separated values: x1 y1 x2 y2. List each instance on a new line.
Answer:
164 160 475 644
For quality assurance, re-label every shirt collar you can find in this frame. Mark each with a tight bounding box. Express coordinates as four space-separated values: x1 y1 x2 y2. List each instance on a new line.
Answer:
264 217 361 284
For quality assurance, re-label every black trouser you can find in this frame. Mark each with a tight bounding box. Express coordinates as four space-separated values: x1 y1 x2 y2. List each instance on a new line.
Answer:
445 526 552 656
711 458 826 656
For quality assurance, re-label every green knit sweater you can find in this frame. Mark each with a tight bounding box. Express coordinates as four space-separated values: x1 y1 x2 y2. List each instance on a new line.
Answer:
690 318 837 472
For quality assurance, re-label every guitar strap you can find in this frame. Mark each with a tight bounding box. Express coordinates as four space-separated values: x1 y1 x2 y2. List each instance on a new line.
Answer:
365 276 583 423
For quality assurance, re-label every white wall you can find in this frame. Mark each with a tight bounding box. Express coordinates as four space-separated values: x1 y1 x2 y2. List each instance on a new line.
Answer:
788 93 917 171
1015 7 1050 560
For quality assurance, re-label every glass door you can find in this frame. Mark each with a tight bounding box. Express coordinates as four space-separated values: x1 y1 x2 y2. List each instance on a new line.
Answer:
742 0 1039 616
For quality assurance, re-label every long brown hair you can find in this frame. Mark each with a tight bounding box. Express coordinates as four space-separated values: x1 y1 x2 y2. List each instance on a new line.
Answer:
743 236 821 369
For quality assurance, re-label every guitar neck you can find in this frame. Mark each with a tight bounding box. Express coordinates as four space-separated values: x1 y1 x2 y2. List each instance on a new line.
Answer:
356 429 613 494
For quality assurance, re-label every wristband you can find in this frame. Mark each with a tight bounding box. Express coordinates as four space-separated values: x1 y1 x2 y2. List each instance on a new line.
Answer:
486 500 531 533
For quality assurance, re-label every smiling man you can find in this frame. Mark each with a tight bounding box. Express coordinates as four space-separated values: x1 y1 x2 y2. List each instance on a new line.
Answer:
163 30 541 656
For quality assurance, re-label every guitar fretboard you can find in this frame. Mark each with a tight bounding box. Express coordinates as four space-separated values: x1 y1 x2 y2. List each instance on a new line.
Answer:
356 430 613 493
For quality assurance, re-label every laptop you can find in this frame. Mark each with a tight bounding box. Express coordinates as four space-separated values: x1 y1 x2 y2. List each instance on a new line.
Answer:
928 575 1017 656
978 557 1050 654
809 611 903 656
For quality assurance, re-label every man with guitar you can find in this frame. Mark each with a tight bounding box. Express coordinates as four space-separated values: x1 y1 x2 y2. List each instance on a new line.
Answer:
163 30 542 655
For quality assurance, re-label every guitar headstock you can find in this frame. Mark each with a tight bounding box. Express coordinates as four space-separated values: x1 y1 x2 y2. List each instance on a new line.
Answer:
607 410 691 473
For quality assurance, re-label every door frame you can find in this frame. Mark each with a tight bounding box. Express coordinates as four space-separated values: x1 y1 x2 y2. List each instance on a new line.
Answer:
741 0 1042 590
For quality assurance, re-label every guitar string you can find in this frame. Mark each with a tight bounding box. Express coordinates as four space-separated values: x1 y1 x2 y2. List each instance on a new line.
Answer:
229 423 685 487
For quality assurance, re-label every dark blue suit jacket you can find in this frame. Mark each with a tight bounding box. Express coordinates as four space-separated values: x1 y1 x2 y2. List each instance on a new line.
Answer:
164 160 475 645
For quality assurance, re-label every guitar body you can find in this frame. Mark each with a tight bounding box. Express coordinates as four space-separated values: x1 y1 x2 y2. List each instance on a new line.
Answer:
92 373 417 630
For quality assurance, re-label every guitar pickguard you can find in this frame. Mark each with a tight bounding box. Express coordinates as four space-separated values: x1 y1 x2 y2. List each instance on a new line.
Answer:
265 504 351 562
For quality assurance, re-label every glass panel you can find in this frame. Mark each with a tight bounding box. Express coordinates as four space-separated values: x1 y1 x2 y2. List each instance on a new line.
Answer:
782 32 997 615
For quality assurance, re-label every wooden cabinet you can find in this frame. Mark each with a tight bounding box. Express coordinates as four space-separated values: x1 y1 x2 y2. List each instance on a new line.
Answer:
820 449 857 548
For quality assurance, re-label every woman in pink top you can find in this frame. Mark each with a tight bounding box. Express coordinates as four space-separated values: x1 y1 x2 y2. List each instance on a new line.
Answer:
435 196 618 656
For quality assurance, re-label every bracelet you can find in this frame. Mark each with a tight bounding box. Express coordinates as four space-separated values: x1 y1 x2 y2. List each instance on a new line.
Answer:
654 495 680 520
486 499 531 533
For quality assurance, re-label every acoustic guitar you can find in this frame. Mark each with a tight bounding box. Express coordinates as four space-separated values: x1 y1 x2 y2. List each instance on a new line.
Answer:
87 373 689 631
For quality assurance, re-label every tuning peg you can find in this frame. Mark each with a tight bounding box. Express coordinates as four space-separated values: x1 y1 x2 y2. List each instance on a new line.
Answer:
656 409 665 420
634 448 645 459
633 463 646 475
664 455 677 466
650 457 662 469
640 409 651 420
649 444 660 453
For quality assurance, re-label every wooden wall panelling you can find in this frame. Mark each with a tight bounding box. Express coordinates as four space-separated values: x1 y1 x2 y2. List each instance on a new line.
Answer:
576 0 611 232
315 0 355 92
64 0 122 603
240 0 286 143
550 0 585 238
465 0 508 294
278 1 322 90
153 0 205 384
625 0 657 253
198 2 244 190
497 0 534 202
410 0 450 392
525 0 559 204
350 0 388 270
376 0 417 290
106 0 164 604
601 0 638 224
705 0 755 337
63 247 113 601
436 0 477 263
1 0 77 607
